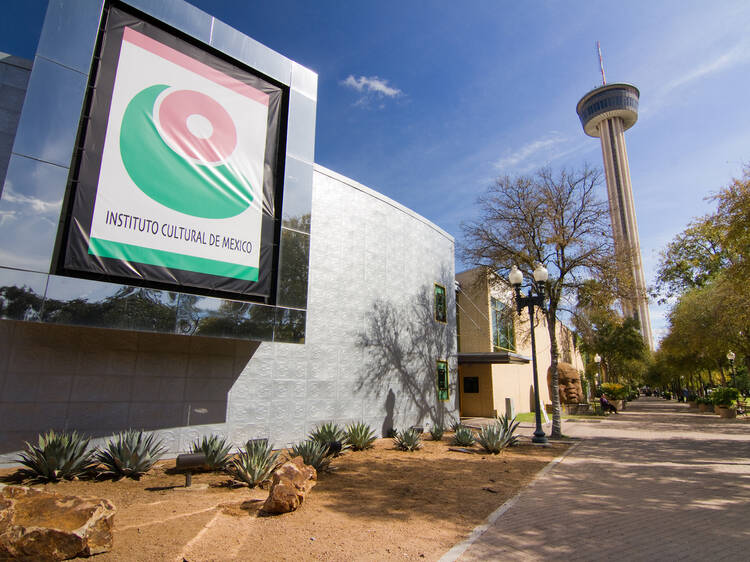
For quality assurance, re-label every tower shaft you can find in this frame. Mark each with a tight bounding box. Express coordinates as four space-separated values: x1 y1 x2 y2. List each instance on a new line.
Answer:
598 117 653 349
576 83 654 350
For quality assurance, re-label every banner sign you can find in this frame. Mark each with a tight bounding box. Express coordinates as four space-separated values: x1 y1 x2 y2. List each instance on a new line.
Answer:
62 7 284 299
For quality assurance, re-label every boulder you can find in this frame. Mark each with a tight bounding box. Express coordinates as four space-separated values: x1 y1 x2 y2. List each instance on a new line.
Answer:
262 457 317 514
0 485 115 560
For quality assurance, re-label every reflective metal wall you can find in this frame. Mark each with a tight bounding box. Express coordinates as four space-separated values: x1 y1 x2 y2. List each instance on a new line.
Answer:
0 166 458 462
0 0 458 464
0 0 316 345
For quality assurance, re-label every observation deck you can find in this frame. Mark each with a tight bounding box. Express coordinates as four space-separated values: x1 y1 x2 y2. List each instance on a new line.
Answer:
576 83 639 137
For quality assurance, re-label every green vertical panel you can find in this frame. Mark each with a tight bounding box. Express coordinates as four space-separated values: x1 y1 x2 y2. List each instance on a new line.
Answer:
437 360 449 401
434 283 447 323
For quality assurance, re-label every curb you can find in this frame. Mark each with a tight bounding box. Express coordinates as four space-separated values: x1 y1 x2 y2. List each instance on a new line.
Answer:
438 440 582 562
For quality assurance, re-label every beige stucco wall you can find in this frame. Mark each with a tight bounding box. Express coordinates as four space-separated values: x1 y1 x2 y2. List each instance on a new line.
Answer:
457 267 583 417
456 269 491 353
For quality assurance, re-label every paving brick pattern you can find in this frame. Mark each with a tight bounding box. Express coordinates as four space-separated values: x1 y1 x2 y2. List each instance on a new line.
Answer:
457 398 750 561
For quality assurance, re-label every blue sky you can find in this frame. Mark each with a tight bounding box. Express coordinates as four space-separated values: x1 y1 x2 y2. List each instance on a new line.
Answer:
2 0 750 344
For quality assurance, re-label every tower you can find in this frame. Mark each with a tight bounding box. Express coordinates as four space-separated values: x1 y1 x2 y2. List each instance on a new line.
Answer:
576 83 654 350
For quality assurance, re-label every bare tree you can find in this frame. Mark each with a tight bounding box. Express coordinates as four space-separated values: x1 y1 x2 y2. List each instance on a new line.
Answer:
462 165 613 438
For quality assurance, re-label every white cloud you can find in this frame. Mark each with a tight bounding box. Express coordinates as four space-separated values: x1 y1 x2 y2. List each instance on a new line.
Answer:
1 187 61 215
341 75 402 97
493 133 591 173
642 38 750 117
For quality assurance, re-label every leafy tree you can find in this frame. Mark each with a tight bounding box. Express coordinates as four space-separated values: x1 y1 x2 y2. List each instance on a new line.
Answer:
654 166 750 377
462 165 615 438
652 216 732 304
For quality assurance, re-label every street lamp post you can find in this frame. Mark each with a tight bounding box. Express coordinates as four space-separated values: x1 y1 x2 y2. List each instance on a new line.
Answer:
727 351 736 387
594 354 602 386
509 263 549 444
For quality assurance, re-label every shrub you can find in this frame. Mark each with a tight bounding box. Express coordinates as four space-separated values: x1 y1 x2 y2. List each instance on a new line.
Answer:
95 429 166 479
452 426 475 447
345 422 377 451
711 387 741 407
229 440 281 487
449 419 463 432
309 422 349 457
430 424 445 441
291 439 332 472
600 382 628 400
189 435 232 471
16 430 94 482
393 428 422 451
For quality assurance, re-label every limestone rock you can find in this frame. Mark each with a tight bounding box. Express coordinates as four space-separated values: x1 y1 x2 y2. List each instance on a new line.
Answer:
0 485 115 560
262 457 317 514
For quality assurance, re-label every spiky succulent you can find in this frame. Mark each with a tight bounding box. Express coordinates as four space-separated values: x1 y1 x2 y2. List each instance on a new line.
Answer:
430 424 445 441
393 428 422 451
189 435 232 470
496 416 521 447
16 430 94 482
476 417 520 454
291 439 332 472
452 426 476 447
450 419 464 432
94 429 166 479
229 440 281 487
345 422 377 451
309 422 349 456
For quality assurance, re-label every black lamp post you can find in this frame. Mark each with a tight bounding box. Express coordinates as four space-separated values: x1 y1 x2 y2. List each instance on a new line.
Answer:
727 351 736 387
509 263 549 444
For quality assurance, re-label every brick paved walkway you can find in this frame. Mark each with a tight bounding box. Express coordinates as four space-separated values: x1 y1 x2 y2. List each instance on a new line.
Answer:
451 397 750 561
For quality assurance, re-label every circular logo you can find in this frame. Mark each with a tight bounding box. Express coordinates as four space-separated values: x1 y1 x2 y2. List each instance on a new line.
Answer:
120 85 254 219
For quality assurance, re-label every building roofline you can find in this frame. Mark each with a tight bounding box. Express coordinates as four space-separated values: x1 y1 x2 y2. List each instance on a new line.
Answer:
313 163 454 243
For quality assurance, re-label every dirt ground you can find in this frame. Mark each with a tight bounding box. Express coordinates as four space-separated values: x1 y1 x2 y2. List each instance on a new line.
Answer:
2 436 568 561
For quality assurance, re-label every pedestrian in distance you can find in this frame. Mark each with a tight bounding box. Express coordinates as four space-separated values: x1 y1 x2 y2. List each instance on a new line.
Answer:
600 393 618 414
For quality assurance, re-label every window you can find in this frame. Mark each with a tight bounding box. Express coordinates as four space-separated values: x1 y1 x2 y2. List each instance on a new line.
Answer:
434 283 447 323
490 297 515 351
436 360 449 401
463 376 479 394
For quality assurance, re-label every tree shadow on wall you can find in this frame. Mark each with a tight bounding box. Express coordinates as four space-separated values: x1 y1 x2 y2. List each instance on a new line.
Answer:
355 278 457 433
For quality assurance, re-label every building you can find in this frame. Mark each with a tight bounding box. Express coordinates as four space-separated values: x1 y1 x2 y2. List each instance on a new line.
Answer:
456 267 583 418
576 83 654 350
0 0 457 464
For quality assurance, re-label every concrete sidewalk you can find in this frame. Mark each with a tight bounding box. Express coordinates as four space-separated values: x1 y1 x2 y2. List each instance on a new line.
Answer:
449 397 750 561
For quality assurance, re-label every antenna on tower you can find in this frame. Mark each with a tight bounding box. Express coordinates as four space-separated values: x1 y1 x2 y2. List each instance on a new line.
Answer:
597 41 607 85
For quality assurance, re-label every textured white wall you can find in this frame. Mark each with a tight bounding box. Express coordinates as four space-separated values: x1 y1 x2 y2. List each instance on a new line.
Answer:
230 166 458 447
0 165 457 464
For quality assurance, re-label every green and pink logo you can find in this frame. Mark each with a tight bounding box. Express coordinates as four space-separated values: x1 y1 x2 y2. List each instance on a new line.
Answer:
120 84 253 219
87 26 269 283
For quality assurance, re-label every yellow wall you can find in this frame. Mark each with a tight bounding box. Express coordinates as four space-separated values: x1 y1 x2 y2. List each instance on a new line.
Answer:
456 269 491 353
456 267 583 417
458 364 494 417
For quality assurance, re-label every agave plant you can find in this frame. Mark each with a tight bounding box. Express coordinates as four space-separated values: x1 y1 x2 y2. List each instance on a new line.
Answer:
476 418 519 454
393 428 422 451
95 429 166 479
309 422 349 456
16 430 94 482
345 422 377 451
291 439 332 472
189 435 232 470
496 416 521 448
430 423 445 441
452 426 475 447
228 439 281 487
449 419 464 432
